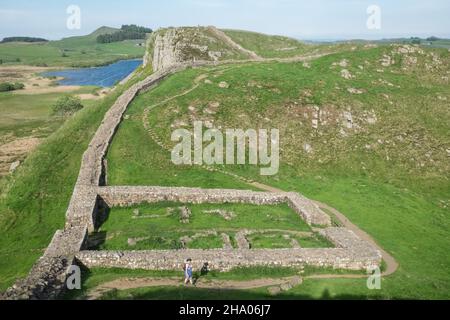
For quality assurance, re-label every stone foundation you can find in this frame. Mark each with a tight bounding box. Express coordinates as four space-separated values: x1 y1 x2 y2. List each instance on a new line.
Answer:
76 228 381 272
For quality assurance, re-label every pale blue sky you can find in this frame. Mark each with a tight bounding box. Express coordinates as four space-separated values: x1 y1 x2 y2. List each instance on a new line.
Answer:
0 0 449 40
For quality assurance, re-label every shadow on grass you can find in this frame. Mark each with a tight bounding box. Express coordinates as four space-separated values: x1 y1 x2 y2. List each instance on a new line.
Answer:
99 286 387 300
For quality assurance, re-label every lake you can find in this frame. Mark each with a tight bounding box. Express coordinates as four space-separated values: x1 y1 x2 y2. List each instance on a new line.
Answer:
42 59 142 87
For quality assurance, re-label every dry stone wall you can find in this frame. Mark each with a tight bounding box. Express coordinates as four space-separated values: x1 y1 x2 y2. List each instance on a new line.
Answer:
76 228 381 272
3 226 88 300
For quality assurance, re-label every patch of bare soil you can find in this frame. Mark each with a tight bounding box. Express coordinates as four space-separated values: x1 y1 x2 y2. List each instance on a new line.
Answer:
0 66 83 95
0 136 40 176
76 88 111 100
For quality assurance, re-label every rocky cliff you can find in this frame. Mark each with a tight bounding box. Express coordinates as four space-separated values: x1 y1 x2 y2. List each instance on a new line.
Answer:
146 26 256 72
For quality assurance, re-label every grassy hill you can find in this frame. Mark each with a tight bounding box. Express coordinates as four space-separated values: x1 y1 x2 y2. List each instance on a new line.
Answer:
0 27 145 67
103 42 450 299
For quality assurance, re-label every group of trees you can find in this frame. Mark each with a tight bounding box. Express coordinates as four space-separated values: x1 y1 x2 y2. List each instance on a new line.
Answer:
1 37 48 43
408 36 441 45
96 25 152 43
0 82 25 92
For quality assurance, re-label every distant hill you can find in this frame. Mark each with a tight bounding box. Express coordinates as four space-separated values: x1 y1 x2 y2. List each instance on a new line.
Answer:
326 36 450 49
1 37 48 44
0 26 146 67
51 26 122 48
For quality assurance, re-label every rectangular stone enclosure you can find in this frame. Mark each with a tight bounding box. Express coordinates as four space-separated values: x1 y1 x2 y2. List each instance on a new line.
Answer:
73 186 381 272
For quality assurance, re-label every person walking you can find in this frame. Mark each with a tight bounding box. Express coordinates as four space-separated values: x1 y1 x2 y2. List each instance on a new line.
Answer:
184 258 194 286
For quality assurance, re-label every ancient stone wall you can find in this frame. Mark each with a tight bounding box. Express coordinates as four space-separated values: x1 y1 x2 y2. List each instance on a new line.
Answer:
75 228 380 272
2 226 88 300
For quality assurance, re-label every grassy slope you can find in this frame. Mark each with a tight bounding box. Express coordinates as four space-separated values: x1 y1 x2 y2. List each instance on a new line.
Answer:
0 27 145 67
104 46 450 299
106 66 255 189
222 29 313 58
0 66 151 291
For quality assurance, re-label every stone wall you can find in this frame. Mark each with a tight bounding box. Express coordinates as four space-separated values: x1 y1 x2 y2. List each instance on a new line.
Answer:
2 227 88 300
76 227 381 272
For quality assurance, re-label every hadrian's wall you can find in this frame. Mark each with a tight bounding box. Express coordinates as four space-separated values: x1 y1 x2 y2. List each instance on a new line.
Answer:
75 228 381 272
2 227 88 300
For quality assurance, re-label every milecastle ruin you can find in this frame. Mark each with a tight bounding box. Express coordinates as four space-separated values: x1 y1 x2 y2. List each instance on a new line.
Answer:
3 27 382 300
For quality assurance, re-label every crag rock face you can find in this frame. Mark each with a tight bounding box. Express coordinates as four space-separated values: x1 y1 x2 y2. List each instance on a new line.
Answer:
149 26 253 72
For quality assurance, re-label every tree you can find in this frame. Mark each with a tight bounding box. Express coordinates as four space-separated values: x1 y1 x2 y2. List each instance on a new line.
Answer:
410 37 422 45
13 82 25 90
0 82 25 92
426 36 440 42
52 95 84 116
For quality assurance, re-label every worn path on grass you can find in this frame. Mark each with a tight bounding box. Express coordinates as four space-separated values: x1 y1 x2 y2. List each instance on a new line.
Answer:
86 276 305 300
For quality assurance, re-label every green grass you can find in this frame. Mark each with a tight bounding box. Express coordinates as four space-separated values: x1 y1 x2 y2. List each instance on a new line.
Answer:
247 232 333 249
188 235 224 249
96 202 312 250
106 66 259 189
222 29 313 58
247 233 294 249
0 88 97 138
0 66 151 291
0 27 145 67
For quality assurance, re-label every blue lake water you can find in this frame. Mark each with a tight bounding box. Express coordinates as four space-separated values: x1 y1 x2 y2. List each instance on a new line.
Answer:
42 59 142 87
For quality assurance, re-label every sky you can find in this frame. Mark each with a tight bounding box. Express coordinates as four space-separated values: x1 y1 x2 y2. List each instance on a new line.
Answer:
0 0 449 41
